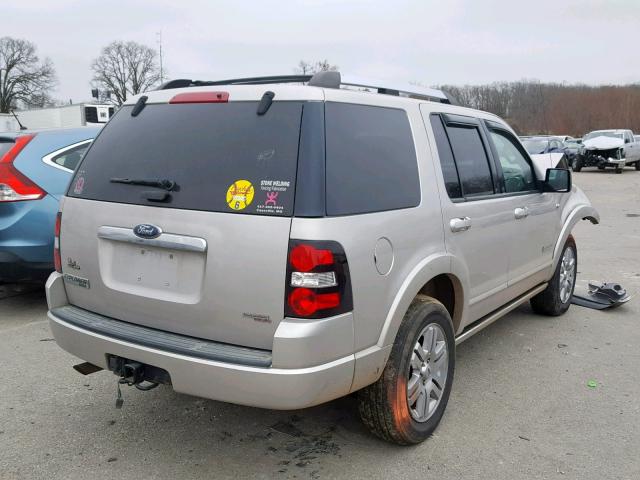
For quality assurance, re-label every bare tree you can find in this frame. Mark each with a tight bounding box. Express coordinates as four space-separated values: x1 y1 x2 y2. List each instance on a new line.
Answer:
438 80 640 136
0 37 56 113
91 41 161 105
295 59 339 75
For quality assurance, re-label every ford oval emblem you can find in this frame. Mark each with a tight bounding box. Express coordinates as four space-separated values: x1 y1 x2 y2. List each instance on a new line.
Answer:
133 224 162 239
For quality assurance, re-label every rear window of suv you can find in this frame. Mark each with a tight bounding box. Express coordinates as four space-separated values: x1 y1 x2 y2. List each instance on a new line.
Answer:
69 101 303 216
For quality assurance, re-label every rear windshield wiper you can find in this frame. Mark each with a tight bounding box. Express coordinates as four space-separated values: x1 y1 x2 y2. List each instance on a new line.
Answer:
110 177 177 191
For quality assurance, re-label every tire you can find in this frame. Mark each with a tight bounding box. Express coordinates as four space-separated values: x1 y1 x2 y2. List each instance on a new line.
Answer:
358 296 455 445
635 161 640 171
572 158 582 172
530 236 577 316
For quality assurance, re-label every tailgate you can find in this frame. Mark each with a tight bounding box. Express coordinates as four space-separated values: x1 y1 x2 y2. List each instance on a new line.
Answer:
60 98 304 350
60 198 291 350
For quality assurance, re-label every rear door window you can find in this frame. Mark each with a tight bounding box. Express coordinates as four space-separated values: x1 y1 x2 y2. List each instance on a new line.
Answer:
445 124 494 197
429 114 462 199
325 103 420 215
69 102 303 216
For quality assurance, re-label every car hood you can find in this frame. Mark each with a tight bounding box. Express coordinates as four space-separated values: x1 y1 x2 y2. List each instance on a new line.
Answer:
583 136 624 150
530 153 565 179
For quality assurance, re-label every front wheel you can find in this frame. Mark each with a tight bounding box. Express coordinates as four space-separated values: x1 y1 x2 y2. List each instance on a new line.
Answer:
358 296 455 445
530 236 577 316
572 158 583 172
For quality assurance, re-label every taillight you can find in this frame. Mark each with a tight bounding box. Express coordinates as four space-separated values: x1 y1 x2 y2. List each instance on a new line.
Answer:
54 212 62 273
285 240 352 318
0 134 45 202
169 91 229 104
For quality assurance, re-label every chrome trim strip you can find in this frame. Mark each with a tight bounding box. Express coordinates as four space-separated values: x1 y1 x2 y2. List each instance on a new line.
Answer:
97 226 207 253
455 283 548 345
41 139 93 173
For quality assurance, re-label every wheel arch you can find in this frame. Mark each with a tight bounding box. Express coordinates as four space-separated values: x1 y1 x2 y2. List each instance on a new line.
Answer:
377 253 469 347
552 203 599 272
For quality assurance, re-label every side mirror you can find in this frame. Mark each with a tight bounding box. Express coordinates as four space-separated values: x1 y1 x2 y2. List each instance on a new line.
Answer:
625 138 631 144
542 168 571 193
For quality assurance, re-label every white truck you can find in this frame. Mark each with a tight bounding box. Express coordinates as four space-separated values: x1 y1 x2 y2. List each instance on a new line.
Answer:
0 104 114 133
574 129 640 173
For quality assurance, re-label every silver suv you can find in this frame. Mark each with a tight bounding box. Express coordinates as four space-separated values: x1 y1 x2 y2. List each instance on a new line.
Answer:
46 72 599 445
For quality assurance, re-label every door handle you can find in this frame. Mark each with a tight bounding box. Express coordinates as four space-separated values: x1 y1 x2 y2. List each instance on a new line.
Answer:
514 207 529 219
450 217 471 232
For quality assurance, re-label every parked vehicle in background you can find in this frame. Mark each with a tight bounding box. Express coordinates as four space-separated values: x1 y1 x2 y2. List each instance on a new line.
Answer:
521 136 566 155
0 104 114 133
46 72 598 445
574 129 640 173
562 138 582 164
554 135 575 143
521 135 572 167
0 127 101 282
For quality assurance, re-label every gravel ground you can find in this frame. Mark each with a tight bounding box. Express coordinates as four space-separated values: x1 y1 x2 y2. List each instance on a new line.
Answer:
1 169 639 480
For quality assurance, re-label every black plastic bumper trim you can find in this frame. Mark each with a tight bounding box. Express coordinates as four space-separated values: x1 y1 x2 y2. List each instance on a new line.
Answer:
51 305 272 368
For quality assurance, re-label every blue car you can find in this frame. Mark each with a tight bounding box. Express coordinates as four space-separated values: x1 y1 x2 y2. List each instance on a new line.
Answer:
0 127 101 282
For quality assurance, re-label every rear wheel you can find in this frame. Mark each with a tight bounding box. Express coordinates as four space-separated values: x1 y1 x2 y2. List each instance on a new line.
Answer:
635 161 640 171
530 236 577 316
358 296 455 445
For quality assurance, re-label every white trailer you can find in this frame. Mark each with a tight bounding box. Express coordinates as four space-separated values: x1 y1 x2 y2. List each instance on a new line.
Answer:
0 104 115 132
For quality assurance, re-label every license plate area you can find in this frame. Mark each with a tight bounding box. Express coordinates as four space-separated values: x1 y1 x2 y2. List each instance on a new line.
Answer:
98 238 206 304
126 245 179 289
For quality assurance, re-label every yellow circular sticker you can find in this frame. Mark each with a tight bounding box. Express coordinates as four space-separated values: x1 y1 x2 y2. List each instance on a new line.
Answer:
226 179 254 210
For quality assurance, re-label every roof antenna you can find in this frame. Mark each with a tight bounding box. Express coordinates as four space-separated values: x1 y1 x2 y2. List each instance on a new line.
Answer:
257 91 275 115
10 110 27 130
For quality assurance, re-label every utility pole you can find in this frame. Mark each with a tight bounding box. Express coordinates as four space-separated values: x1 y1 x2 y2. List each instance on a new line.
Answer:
156 31 164 83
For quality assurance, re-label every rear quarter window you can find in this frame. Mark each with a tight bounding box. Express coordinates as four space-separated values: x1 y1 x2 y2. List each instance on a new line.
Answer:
325 103 420 216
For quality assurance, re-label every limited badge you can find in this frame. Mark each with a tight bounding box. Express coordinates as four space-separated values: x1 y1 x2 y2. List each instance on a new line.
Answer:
226 179 254 211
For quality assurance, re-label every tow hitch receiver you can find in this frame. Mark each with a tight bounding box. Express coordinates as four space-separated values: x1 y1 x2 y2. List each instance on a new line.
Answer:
107 355 171 408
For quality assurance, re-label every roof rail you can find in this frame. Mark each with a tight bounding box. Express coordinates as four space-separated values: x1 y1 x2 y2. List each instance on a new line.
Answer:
158 71 454 104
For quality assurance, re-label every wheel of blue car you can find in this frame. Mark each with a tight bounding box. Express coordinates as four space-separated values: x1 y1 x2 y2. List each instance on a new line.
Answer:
358 296 455 445
530 236 577 316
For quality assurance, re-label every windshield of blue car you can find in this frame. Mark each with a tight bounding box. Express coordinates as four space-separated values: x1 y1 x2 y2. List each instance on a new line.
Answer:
522 139 549 154
584 131 623 141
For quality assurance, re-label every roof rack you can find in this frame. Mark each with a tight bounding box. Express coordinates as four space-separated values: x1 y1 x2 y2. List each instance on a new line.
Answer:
158 71 455 104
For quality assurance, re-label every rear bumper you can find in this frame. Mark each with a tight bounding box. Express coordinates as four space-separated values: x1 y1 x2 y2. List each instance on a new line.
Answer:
46 272 381 410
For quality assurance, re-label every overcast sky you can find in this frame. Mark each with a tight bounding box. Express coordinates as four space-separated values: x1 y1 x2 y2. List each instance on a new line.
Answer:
5 0 640 103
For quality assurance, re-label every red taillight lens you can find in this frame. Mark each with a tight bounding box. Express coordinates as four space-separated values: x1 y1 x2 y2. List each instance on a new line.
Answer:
0 134 45 202
169 91 229 104
289 244 334 272
285 240 352 319
288 288 340 317
54 212 62 273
